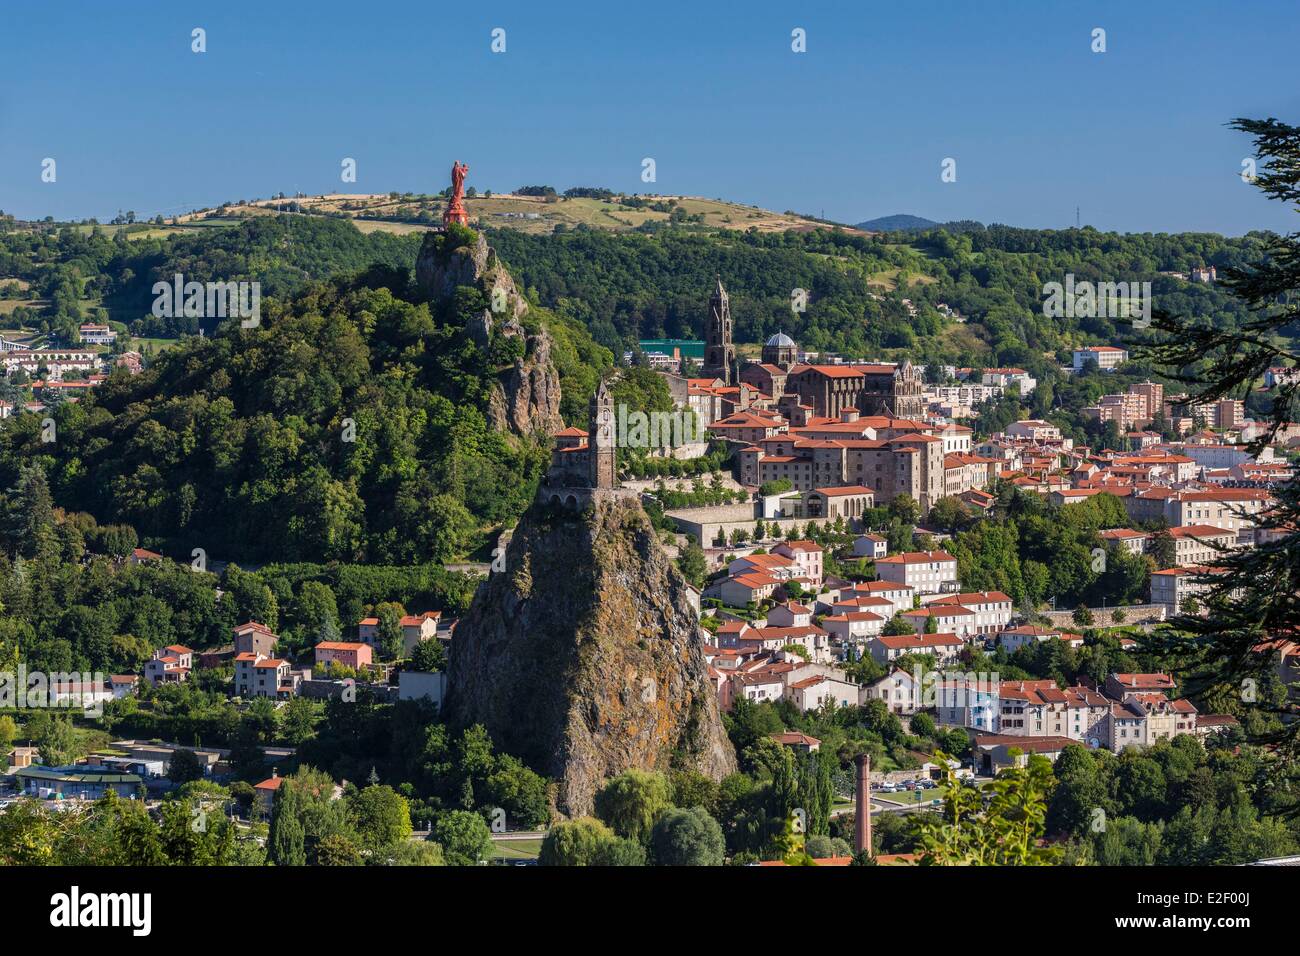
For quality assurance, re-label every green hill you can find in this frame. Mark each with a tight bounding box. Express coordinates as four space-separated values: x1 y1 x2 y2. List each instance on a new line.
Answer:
0 225 620 566
855 214 940 232
0 211 1285 571
189 191 865 238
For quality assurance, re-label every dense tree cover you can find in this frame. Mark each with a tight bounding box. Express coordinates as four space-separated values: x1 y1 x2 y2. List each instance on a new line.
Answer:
428 809 491 865
1050 734 1299 864
534 769 727 866
0 490 474 675
0 217 421 339
539 815 645 866
715 695 972 863
0 786 261 866
0 264 614 564
943 484 1150 609
292 701 550 832
650 806 726 866
593 768 674 844
266 766 425 865
484 223 1278 372
913 752 1062 865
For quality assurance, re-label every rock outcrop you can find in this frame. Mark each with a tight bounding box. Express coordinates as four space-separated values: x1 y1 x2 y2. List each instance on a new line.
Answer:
445 495 737 816
486 331 563 437
416 228 562 437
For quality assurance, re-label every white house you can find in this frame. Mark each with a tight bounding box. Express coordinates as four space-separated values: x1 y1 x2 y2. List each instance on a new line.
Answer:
921 591 1013 635
852 534 887 560
398 670 447 710
772 540 824 588
1006 419 1062 442
1073 346 1128 371
1168 524 1237 566
729 671 786 705
705 572 781 607
874 550 958 594
143 645 192 687
867 632 964 666
900 605 977 639
786 673 859 711
822 609 886 644
235 653 301 699
766 602 813 628
837 581 916 616
998 625 1083 653
78 323 117 346
398 612 441 654
861 668 921 714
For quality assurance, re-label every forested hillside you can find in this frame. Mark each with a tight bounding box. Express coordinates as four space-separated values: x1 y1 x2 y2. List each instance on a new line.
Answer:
486 224 1272 372
3 211 1275 374
0 254 615 566
0 212 1284 570
0 217 422 340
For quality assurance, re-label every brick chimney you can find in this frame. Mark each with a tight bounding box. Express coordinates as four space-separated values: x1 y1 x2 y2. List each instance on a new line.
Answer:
854 753 872 858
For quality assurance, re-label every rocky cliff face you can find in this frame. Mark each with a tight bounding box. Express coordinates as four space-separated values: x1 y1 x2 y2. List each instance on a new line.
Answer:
445 495 737 816
486 331 563 437
416 229 563 437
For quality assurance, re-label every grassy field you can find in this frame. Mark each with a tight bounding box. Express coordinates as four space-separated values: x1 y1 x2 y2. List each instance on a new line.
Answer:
182 191 870 238
0 299 46 315
490 837 543 860
71 219 247 241
127 336 181 352
350 219 439 236
875 786 941 807
865 267 938 291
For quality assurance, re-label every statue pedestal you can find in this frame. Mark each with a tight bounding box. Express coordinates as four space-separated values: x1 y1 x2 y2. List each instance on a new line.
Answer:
444 199 469 227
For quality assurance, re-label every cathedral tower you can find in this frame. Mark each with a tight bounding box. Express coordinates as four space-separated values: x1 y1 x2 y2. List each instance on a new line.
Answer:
703 277 735 385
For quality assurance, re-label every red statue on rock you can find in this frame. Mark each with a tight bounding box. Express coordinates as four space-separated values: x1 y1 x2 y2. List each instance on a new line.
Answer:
444 161 470 227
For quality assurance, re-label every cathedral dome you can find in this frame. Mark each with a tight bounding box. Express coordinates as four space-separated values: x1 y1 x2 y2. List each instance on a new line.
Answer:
765 332 796 348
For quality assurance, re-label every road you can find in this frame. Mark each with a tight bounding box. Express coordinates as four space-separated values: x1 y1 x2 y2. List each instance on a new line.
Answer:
410 827 547 841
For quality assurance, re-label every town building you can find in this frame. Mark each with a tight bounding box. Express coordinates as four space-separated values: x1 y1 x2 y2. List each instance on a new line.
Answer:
235 653 302 699
78 323 117 345
233 621 277 658
143 645 192 687
874 550 958 593
866 631 964 665
862 668 922 714
314 641 373 670
1073 345 1129 371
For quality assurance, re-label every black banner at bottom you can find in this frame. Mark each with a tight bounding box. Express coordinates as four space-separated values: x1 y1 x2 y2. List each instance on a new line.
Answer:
7 864 1280 938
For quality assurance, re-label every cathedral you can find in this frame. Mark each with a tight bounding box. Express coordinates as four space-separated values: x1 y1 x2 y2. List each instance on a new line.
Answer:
784 360 926 420
762 331 797 368
700 277 926 421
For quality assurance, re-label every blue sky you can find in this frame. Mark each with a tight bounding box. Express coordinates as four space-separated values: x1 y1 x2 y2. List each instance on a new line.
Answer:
2 0 1297 234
